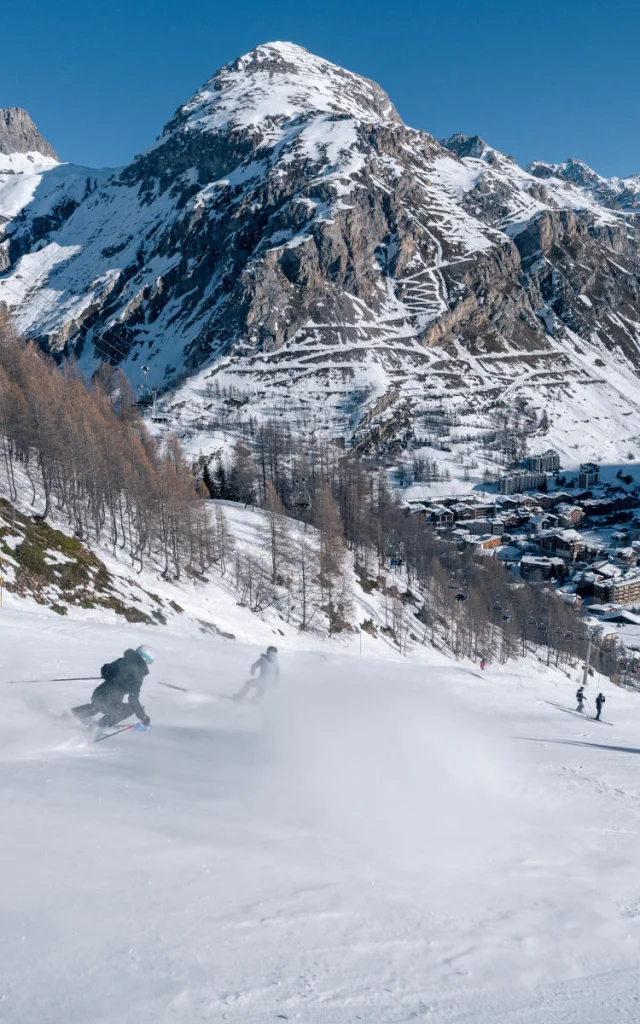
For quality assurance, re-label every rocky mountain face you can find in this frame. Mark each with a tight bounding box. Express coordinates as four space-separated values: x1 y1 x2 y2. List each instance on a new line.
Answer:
0 43 639 465
0 108 58 158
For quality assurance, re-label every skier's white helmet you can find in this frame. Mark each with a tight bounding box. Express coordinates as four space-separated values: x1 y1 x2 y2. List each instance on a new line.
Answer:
136 645 155 664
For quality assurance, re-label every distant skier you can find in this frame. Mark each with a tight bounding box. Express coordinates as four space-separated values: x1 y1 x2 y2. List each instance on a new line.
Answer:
595 692 606 721
72 645 154 729
233 646 280 703
575 685 585 713
480 659 486 670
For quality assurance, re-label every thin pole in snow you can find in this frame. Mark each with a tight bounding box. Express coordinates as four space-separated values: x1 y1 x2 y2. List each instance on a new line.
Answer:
6 676 102 685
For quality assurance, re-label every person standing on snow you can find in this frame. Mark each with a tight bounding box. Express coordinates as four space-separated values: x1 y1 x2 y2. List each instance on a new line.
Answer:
575 685 585 713
72 646 154 728
233 646 280 703
595 692 606 721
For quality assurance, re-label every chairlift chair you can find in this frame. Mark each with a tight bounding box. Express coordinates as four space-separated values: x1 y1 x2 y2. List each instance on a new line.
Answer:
290 478 312 510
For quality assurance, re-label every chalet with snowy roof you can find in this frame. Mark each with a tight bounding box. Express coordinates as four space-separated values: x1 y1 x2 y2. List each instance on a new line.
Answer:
616 547 637 564
427 505 454 527
450 502 490 521
528 513 559 532
538 529 584 561
555 503 584 527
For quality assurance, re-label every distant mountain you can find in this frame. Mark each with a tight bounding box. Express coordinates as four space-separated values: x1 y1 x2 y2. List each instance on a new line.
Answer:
1 43 640 464
0 107 58 158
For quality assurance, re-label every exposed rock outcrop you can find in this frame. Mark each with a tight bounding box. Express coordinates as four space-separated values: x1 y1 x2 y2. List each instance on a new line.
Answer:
0 107 58 158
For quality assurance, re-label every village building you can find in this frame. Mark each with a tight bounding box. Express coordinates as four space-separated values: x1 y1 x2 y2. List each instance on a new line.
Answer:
520 555 567 581
578 462 600 489
522 450 561 473
499 470 549 495
538 529 584 561
528 513 559 532
594 568 640 605
464 518 493 535
467 534 502 552
555 503 584 527
450 502 491 521
582 497 614 517
427 505 454 527
616 547 637 564
529 492 556 510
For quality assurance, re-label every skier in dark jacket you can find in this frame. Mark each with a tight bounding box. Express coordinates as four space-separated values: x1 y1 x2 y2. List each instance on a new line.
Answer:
595 692 606 721
72 646 154 728
233 646 280 703
575 686 585 712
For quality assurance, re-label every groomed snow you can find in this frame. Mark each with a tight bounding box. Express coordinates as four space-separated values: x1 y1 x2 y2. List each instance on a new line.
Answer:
2 602 640 1022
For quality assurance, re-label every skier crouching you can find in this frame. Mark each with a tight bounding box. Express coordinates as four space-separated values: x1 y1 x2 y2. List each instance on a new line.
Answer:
72 645 154 729
595 692 606 721
575 686 585 713
233 646 280 703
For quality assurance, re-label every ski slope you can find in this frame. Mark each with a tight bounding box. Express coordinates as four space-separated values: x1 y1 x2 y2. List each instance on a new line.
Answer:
2 605 640 1022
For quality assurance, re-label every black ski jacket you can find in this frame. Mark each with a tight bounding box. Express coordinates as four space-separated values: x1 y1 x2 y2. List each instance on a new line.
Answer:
93 649 149 719
596 695 605 710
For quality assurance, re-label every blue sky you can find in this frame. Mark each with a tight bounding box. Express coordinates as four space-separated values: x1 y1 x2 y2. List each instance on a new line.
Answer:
2 0 638 176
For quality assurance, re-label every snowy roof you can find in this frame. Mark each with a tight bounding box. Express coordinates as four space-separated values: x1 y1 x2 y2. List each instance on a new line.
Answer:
521 555 565 567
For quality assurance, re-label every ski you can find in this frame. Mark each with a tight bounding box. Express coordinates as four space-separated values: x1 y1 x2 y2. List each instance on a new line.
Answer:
540 699 613 726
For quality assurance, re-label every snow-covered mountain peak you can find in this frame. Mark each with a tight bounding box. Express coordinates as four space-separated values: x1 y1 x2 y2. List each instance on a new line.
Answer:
2 44 640 467
164 40 401 147
0 107 58 159
528 156 640 211
528 156 603 188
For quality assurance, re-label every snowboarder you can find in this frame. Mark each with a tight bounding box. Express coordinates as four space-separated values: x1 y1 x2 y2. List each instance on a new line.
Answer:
233 646 280 703
595 692 606 721
575 685 585 713
72 646 154 729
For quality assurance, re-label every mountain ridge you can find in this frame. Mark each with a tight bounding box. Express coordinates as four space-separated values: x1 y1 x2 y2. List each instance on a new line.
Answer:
0 42 639 466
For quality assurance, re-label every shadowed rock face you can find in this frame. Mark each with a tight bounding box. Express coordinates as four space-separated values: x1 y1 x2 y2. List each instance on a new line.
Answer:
0 108 58 159
1 44 640 455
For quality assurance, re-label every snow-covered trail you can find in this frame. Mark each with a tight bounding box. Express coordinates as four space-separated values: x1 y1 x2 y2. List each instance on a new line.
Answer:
2 607 640 1022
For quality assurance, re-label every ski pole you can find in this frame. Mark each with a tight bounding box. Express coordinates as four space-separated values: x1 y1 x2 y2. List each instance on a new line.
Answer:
93 724 134 743
6 676 102 685
156 680 189 692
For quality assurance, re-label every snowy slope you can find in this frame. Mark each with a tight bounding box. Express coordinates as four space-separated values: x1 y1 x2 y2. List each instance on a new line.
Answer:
2 605 640 1022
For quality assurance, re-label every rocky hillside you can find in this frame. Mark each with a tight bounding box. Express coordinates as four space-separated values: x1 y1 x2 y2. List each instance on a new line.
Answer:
0 44 639 464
